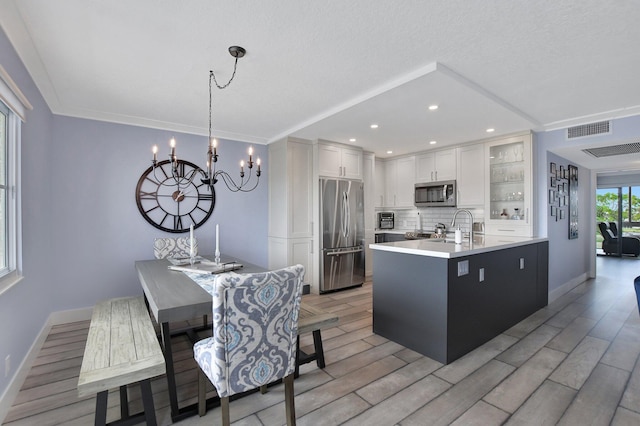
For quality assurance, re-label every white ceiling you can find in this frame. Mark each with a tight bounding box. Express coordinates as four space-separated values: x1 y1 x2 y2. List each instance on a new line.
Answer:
2 1 640 171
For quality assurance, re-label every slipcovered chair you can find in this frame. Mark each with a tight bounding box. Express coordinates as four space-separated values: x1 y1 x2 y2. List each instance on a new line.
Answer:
153 236 206 327
153 236 198 259
194 265 305 426
598 222 640 256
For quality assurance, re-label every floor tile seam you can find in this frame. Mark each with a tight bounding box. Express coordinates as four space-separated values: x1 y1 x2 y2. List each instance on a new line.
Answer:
337 322 373 334
298 391 372 425
543 322 604 355
524 379 578 422
471 397 512 420
581 363 636 425
322 331 377 351
353 365 444 406
376 377 453 426
322 351 408 381
413 360 515 424
599 351 640 373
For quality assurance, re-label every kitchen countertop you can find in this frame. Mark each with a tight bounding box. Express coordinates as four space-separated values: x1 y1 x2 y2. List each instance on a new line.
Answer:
369 235 548 259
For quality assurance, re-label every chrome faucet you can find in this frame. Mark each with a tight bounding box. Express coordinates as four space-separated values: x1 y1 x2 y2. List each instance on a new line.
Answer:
451 209 474 243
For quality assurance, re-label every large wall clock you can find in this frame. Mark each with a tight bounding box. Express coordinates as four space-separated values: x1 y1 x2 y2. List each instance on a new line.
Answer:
135 159 215 233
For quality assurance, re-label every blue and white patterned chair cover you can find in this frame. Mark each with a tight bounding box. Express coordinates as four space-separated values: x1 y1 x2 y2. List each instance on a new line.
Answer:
153 236 198 259
194 265 304 424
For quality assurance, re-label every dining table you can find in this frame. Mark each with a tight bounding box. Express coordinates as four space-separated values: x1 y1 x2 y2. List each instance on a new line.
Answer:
135 255 337 423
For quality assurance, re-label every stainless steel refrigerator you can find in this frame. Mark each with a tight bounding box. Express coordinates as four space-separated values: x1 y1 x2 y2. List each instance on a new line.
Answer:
320 178 365 293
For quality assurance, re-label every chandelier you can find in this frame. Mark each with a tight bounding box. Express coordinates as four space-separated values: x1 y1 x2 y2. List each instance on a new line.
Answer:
150 46 260 193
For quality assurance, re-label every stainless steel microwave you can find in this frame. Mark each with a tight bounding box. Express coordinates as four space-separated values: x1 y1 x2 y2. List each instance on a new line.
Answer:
414 180 456 207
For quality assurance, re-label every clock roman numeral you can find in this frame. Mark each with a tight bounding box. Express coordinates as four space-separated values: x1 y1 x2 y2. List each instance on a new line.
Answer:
144 205 160 214
198 193 213 200
139 190 158 200
158 165 169 180
174 215 183 230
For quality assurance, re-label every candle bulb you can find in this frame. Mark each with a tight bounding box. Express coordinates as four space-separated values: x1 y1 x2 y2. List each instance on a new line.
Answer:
215 224 220 264
256 158 261 173
189 224 194 257
170 138 176 159
240 160 244 172
248 146 253 164
212 138 217 157
152 145 158 162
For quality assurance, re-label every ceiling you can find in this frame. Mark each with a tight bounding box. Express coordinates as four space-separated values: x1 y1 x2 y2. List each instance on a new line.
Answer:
2 1 640 172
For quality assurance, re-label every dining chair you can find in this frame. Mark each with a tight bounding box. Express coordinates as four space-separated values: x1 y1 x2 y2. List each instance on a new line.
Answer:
193 264 305 426
153 236 198 259
153 236 207 327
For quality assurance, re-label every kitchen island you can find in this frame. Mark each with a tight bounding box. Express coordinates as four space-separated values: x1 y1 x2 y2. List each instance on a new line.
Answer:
370 235 548 364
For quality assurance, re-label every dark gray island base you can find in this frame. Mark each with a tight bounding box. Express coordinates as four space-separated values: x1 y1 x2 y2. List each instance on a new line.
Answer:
372 239 548 364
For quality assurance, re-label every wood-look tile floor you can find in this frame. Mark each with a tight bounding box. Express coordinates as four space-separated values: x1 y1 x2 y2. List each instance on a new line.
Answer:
5 255 640 425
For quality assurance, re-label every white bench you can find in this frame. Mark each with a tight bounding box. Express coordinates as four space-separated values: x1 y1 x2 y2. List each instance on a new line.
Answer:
78 296 166 426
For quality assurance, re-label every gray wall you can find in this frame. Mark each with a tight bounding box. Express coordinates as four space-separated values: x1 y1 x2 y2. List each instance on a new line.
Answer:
0 27 268 398
534 130 593 295
533 115 640 295
543 151 592 294
0 25 55 398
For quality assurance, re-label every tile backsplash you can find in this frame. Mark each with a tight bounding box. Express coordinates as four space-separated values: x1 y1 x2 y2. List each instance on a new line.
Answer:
388 207 484 233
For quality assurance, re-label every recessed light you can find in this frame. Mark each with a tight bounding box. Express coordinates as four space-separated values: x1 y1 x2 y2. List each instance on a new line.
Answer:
486 128 495 133
349 138 356 142
386 150 393 154
370 124 379 129
428 105 439 111
429 140 437 145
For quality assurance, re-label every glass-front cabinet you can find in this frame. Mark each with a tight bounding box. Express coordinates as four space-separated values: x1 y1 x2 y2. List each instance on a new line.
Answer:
485 133 533 237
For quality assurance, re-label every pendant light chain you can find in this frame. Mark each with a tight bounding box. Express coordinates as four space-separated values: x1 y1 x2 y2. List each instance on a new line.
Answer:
148 46 259 195
208 57 239 140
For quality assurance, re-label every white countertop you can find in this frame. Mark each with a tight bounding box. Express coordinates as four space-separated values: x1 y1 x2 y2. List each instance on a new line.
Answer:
369 235 548 259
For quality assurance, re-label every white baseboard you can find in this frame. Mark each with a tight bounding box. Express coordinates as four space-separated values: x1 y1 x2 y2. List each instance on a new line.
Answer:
548 272 589 303
48 306 93 325
0 306 92 423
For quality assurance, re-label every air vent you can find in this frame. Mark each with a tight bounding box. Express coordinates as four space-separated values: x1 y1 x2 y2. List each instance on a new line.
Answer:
567 121 611 139
582 142 640 158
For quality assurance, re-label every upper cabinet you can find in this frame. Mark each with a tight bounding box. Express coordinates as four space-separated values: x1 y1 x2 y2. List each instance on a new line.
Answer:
317 141 363 179
415 149 457 182
385 156 415 208
374 158 385 208
485 133 533 237
456 144 485 208
362 152 376 230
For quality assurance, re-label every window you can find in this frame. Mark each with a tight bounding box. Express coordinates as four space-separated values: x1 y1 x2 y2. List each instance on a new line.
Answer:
0 65 29 294
596 186 640 231
0 99 21 294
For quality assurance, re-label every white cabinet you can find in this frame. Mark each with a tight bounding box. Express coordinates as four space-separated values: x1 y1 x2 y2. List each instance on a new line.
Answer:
268 138 314 285
363 152 376 231
374 158 385 208
456 144 485 207
416 149 456 182
318 142 363 179
384 156 415 207
484 133 533 237
363 153 375 278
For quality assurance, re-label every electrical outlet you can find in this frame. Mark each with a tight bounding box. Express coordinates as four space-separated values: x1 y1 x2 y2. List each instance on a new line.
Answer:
457 260 469 276
479 268 485 282
520 258 525 270
5 355 10 378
